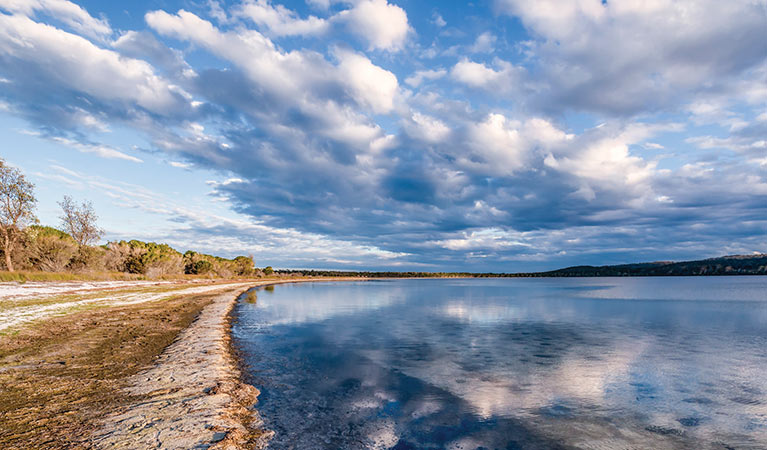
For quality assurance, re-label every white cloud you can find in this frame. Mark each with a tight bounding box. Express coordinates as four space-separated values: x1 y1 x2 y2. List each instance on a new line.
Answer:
0 0 111 40
337 0 410 51
23 132 144 162
169 161 192 169
0 14 187 115
236 0 329 37
336 49 399 114
431 11 446 27
495 0 767 114
450 58 522 92
403 111 450 143
462 114 530 174
436 228 530 251
404 69 446 88
469 32 496 53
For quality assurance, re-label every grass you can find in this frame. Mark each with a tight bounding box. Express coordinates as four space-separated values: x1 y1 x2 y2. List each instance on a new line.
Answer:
0 270 289 283
0 271 145 283
0 292 217 449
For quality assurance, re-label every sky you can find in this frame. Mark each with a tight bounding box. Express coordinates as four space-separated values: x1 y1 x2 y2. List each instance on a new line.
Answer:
0 0 765 272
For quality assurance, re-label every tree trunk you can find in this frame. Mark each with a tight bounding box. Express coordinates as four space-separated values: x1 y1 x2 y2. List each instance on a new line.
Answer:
4 240 13 272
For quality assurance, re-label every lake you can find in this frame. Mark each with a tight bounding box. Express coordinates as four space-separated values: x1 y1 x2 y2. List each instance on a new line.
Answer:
231 278 767 449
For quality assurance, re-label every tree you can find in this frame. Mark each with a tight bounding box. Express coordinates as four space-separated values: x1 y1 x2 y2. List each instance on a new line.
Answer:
233 255 255 276
0 160 37 272
58 195 103 247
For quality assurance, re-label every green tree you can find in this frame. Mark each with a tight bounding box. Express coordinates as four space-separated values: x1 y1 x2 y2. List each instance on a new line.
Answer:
233 255 255 276
263 266 274 276
0 159 37 272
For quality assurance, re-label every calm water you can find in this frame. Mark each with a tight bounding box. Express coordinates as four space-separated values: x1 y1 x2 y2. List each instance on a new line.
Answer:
232 278 767 449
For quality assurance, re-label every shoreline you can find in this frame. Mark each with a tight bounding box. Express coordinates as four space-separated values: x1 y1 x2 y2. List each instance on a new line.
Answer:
93 277 365 449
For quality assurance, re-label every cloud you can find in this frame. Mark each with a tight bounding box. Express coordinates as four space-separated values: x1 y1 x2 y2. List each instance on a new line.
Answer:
2 0 767 271
431 11 446 27
494 0 767 115
337 0 411 51
235 0 329 37
469 32 496 53
0 0 111 40
405 69 446 88
0 13 188 115
336 49 399 114
450 58 523 93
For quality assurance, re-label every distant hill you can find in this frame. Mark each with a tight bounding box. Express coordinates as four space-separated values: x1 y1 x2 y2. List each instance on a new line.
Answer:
277 255 767 278
526 254 767 277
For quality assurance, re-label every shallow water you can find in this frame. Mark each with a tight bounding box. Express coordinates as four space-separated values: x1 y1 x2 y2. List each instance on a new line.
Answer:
232 278 767 449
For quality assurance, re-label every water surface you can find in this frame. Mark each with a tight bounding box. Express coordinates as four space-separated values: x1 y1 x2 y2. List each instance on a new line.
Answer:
232 278 767 449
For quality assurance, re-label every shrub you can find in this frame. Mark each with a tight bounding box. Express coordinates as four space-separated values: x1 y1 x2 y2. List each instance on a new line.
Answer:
26 226 77 272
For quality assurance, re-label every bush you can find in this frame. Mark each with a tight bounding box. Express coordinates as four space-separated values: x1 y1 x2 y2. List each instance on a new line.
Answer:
26 226 77 272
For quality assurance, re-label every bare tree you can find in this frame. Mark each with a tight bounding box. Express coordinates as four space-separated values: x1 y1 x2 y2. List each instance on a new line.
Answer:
0 160 37 271
58 195 103 247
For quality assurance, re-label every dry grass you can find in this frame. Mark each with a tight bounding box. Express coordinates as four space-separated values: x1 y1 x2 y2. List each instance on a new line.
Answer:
0 293 216 449
0 270 287 283
0 271 145 283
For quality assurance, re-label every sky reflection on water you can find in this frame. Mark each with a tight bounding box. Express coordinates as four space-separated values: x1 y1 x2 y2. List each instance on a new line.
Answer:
232 278 767 449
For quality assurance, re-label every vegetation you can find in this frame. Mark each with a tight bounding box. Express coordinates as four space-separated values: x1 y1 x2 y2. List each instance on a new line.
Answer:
525 254 767 277
277 255 767 278
0 160 263 279
0 159 37 272
58 195 103 247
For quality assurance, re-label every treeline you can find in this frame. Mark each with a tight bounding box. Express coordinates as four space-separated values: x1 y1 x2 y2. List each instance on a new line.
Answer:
5 225 263 278
0 158 264 278
278 270 477 278
277 254 767 278
528 254 767 277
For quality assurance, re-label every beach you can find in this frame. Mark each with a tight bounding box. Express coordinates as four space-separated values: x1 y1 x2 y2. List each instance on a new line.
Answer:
0 278 357 449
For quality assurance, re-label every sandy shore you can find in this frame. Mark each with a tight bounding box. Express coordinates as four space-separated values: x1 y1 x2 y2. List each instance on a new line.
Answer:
92 284 266 449
0 277 362 448
92 278 362 449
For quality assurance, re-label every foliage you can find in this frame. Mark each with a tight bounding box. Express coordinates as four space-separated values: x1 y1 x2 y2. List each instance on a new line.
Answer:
110 240 184 277
25 225 77 272
232 255 256 276
0 159 37 272
263 266 274 276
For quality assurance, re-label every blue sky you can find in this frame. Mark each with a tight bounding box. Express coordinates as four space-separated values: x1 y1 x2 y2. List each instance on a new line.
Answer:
0 0 765 271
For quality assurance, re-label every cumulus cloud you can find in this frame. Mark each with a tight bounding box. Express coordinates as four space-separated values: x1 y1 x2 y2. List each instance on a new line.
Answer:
404 69 446 88
2 0 766 270
495 0 767 115
337 0 410 51
0 14 188 115
0 0 111 40
336 49 399 114
450 58 523 93
235 0 329 36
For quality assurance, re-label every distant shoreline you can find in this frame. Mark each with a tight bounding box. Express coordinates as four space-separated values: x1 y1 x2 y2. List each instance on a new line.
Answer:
279 254 767 278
